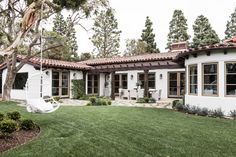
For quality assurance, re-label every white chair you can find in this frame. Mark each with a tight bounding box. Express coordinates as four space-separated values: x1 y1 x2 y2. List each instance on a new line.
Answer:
137 89 144 99
130 89 138 100
121 89 130 99
151 89 162 101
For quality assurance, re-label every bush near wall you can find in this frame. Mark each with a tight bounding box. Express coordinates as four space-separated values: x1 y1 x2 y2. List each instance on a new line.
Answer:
87 97 112 106
172 101 236 120
72 79 85 99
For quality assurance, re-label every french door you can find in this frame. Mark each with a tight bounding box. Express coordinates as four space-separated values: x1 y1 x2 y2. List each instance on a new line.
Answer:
87 74 99 95
114 74 128 94
168 72 185 98
52 71 70 97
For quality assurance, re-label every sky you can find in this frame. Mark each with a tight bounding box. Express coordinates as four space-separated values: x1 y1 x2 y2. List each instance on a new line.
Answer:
75 0 236 54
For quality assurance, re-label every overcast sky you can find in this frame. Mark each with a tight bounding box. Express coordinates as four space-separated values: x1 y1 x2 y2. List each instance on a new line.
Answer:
75 0 236 54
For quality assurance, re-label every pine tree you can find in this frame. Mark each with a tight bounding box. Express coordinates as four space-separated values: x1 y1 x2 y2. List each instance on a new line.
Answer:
53 13 67 36
66 16 78 58
167 10 190 50
91 8 121 58
141 16 159 53
124 39 147 56
225 7 236 40
192 15 220 48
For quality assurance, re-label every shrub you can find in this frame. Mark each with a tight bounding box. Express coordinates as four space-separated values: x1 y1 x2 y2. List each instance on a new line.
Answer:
87 102 92 106
53 96 61 102
188 106 201 115
149 98 156 103
72 79 85 99
107 100 112 105
144 97 149 103
0 113 4 121
7 111 21 121
101 99 107 106
175 103 185 112
96 99 102 106
0 119 18 136
89 97 97 104
172 100 180 109
198 107 209 116
136 98 146 103
210 108 224 118
20 119 36 130
230 110 236 120
183 104 190 113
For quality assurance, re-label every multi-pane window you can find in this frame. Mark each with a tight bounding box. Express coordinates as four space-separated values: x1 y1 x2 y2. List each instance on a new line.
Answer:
13 73 28 90
189 65 198 94
203 63 218 96
114 74 128 93
138 73 155 89
88 74 99 95
225 62 236 96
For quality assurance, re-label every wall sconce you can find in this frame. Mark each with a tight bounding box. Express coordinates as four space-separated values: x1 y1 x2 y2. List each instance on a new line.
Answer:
106 74 110 81
73 73 77 79
45 71 49 75
130 74 134 80
160 74 163 80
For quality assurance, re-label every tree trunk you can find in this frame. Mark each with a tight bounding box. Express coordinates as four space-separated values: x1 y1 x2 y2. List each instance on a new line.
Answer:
2 54 17 101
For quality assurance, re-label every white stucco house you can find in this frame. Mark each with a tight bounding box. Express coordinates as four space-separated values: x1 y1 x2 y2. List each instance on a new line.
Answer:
0 38 236 115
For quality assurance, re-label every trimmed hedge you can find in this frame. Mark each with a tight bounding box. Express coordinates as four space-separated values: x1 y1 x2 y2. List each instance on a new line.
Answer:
72 79 85 99
0 119 18 136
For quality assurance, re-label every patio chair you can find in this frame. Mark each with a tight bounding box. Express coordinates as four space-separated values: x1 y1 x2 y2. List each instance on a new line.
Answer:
121 89 130 99
151 89 162 101
130 89 138 100
137 89 144 99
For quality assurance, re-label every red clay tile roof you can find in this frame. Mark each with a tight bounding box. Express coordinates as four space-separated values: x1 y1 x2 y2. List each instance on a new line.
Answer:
175 39 236 60
0 56 92 70
79 52 180 66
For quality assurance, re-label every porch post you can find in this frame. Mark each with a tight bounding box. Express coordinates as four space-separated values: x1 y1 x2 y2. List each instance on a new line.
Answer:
111 71 115 100
83 71 87 95
144 69 149 97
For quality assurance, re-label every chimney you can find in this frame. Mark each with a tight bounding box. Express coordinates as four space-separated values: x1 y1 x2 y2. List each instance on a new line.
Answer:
170 42 188 52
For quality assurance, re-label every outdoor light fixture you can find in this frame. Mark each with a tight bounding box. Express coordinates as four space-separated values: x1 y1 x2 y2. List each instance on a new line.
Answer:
45 71 49 75
160 74 163 80
130 74 134 80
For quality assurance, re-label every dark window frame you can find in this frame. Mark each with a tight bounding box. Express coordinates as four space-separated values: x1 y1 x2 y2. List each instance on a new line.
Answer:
13 72 28 90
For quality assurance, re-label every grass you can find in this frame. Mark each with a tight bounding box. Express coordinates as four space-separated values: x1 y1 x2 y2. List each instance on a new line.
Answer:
0 101 236 157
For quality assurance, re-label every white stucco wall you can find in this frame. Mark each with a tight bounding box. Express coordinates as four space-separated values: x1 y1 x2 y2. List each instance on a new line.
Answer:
185 50 236 115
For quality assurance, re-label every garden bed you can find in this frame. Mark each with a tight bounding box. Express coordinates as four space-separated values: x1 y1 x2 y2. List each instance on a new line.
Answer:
0 127 40 153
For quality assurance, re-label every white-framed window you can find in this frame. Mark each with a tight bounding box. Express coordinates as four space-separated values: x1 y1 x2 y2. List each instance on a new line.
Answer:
202 63 218 96
189 65 198 94
13 73 28 90
225 62 236 96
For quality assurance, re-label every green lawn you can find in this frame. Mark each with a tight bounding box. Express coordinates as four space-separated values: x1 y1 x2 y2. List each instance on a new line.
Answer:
0 101 236 157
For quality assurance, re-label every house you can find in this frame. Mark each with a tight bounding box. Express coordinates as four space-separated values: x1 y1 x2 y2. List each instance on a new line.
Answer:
0 38 236 114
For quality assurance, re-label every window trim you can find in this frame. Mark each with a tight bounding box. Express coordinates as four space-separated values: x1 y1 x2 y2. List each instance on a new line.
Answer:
188 64 198 96
114 73 128 94
225 61 236 97
87 74 100 96
202 62 219 97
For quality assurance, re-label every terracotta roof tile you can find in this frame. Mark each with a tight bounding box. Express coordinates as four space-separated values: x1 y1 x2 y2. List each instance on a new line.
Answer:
79 52 180 65
0 56 92 70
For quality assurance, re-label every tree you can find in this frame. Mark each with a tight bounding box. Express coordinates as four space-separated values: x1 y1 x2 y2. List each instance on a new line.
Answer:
140 16 159 53
0 0 108 101
45 14 79 61
80 52 94 61
91 8 121 58
124 39 147 56
225 7 236 40
167 10 190 50
192 15 220 48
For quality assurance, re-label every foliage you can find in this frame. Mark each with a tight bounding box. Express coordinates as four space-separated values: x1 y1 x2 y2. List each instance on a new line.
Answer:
20 119 36 130
144 97 149 103
79 52 94 61
198 107 209 116
89 96 97 104
192 15 220 48
167 10 190 50
88 97 110 106
72 80 85 99
7 111 21 121
175 102 185 112
0 112 4 121
53 96 61 102
149 97 156 103
210 108 224 118
91 8 121 58
45 13 78 61
141 16 159 53
187 106 201 115
225 7 236 39
172 100 180 109
0 119 18 136
124 39 148 56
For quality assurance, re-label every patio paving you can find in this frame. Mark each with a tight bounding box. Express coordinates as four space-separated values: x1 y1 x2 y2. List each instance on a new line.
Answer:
61 98 175 109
